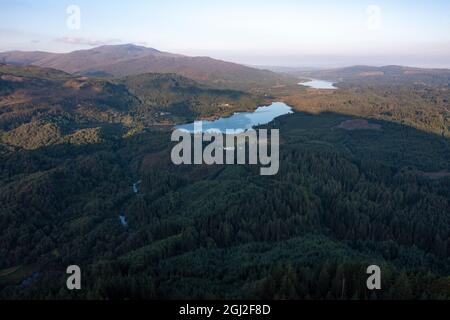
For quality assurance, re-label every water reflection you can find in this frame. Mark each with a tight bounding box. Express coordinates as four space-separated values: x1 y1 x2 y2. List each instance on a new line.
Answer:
175 102 293 133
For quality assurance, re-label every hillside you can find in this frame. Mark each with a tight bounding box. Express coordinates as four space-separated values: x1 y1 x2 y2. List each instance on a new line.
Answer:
291 65 450 86
0 44 296 91
0 64 261 149
1 104 449 300
0 62 450 299
267 65 450 138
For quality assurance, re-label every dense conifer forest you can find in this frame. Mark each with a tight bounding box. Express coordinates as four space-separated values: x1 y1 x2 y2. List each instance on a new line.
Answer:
0 64 449 299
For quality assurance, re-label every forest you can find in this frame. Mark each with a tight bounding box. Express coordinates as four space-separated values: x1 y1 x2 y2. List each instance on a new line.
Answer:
0 64 449 300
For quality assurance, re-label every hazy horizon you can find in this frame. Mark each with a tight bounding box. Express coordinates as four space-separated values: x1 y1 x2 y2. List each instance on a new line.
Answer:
1 0 449 68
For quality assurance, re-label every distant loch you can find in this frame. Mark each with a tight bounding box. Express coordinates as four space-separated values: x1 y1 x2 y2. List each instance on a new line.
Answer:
299 79 337 90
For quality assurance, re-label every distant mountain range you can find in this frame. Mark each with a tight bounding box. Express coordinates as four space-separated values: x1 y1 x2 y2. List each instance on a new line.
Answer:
0 44 295 91
282 65 450 85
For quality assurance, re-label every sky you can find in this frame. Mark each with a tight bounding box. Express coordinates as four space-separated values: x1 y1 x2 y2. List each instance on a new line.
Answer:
0 0 449 68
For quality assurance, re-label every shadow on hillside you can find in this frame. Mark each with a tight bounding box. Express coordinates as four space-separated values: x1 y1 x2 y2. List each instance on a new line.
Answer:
2 109 449 184
262 110 450 173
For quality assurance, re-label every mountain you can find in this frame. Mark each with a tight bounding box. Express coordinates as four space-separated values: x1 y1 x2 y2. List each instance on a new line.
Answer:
0 44 296 91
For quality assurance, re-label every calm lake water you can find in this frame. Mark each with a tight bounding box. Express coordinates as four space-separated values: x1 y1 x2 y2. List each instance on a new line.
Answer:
299 79 337 89
175 102 293 133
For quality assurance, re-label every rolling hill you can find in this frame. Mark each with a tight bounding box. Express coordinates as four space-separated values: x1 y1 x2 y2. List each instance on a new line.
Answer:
0 64 261 149
0 44 296 91
290 65 450 86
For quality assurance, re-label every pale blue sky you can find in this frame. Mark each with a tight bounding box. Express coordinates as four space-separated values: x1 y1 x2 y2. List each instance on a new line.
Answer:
1 0 449 67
